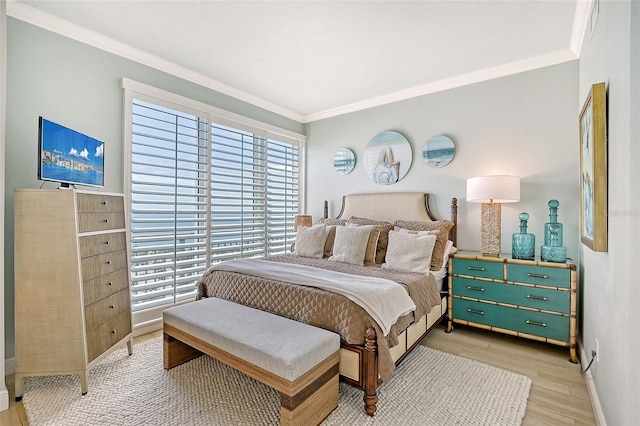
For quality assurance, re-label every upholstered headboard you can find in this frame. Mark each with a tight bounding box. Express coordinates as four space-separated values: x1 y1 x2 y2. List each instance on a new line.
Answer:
324 192 458 246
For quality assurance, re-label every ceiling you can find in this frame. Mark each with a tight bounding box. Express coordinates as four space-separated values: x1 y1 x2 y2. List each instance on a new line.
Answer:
9 1 591 123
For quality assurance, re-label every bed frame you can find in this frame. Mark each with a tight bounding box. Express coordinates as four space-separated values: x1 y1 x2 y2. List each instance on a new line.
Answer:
322 192 458 416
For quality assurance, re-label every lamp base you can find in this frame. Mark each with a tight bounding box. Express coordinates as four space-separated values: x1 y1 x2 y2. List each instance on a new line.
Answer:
480 202 501 256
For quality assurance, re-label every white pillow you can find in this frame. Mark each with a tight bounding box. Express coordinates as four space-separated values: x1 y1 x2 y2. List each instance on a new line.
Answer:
294 224 327 258
382 230 437 274
328 225 371 265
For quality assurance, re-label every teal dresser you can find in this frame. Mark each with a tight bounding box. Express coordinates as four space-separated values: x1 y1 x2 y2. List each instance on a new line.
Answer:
447 251 577 363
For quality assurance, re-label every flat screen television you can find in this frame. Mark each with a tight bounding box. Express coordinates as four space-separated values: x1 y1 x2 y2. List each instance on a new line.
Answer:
38 117 104 188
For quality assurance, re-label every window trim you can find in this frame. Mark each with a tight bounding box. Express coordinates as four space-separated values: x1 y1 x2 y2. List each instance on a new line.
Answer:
122 78 306 328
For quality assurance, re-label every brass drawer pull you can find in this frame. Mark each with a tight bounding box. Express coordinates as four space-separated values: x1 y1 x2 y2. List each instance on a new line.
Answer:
107 282 113 286
103 219 109 223
110 304 115 309
105 241 110 245
106 260 112 265
525 320 547 327
467 286 485 292
468 266 486 272
467 308 485 315
102 201 108 206
526 273 548 279
527 294 548 301
111 329 117 334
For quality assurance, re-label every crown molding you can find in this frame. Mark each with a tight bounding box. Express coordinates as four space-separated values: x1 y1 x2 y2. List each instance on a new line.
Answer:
570 0 595 57
301 49 578 123
8 0 584 125
6 1 304 123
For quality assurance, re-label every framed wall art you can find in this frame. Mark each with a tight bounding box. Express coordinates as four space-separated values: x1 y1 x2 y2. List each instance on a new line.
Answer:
579 82 607 252
363 130 412 185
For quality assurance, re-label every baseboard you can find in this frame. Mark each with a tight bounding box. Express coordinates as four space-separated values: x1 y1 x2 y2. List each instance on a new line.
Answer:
579 340 607 426
133 317 163 337
0 388 8 411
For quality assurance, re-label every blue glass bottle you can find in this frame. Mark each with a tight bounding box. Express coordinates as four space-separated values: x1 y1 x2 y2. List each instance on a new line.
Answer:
512 212 535 260
541 199 567 262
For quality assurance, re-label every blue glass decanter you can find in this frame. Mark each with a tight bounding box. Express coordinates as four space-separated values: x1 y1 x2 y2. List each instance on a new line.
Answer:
512 212 535 260
541 199 567 263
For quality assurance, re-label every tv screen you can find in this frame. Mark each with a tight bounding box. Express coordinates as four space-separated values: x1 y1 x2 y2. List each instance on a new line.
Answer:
38 117 104 188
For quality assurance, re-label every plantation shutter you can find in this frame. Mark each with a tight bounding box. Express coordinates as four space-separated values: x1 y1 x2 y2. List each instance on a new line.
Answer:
267 138 300 255
129 100 209 312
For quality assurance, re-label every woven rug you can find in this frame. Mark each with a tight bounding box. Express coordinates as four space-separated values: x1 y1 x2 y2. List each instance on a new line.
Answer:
22 337 531 425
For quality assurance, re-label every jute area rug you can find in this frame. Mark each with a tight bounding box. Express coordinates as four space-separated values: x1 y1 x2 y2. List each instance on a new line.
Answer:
23 337 531 425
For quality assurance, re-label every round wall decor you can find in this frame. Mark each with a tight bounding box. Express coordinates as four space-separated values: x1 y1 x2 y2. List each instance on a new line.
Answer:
423 134 455 168
363 131 412 185
333 148 356 174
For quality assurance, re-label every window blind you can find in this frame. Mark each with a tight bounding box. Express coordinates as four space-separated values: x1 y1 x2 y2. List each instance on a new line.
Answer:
127 93 302 315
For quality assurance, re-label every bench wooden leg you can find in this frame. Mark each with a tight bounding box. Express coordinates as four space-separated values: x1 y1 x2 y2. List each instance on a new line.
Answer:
280 367 339 426
163 332 203 369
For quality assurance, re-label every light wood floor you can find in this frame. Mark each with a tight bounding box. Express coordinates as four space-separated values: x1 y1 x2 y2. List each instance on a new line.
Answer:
1 326 595 425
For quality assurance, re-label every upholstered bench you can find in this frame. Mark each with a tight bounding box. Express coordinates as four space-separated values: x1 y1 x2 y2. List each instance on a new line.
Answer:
163 297 340 426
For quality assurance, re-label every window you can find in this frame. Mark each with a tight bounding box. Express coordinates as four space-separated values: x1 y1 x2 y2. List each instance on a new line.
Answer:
124 80 304 324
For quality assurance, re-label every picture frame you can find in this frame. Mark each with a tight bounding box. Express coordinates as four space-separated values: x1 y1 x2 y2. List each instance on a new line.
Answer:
579 82 607 252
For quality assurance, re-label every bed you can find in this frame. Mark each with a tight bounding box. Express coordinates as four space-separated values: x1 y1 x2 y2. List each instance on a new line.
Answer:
196 192 458 416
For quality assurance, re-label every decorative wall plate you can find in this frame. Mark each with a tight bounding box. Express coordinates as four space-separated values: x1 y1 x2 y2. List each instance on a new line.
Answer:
333 148 356 174
423 134 455 168
363 131 412 185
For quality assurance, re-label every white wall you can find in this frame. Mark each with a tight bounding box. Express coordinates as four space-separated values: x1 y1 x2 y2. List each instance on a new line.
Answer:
306 62 579 261
578 1 639 424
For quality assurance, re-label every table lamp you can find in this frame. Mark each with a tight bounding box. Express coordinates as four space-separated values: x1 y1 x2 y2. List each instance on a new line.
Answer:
293 215 312 232
466 176 520 256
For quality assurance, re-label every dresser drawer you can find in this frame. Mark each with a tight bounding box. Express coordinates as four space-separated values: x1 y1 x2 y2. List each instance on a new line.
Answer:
79 232 126 258
498 284 570 314
452 298 501 327
507 264 571 288
78 212 126 233
453 258 503 280
81 250 128 281
86 311 132 362
85 289 131 332
83 268 129 306
452 277 502 301
77 194 124 213
504 308 569 342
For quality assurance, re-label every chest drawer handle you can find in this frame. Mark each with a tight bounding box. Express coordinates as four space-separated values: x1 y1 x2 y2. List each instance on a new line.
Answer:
106 260 112 265
103 219 109 223
467 266 486 272
102 201 108 206
467 286 485 292
526 273 548 279
110 304 115 309
525 320 547 327
467 308 485 315
526 294 548 301
107 282 113 286
105 241 110 245
111 329 117 334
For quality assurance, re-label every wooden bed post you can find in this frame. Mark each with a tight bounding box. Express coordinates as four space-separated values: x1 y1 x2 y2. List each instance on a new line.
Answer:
323 200 328 219
450 197 458 247
363 328 378 416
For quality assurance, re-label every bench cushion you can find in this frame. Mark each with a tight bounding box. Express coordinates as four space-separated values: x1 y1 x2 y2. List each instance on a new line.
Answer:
163 297 340 381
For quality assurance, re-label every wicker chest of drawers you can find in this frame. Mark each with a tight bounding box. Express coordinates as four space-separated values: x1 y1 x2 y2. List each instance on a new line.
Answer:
14 189 133 399
447 251 577 363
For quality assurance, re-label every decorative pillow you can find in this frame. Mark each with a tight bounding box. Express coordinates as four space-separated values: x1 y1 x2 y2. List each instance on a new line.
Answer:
347 224 381 264
293 224 328 258
328 225 372 266
347 217 394 264
316 218 348 226
394 219 455 271
323 225 337 258
382 230 437 274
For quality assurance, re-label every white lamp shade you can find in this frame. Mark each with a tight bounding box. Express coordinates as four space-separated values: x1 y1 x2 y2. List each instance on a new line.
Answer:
466 176 520 203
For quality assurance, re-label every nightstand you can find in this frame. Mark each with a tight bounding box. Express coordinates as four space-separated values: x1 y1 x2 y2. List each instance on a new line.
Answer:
447 251 577 363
